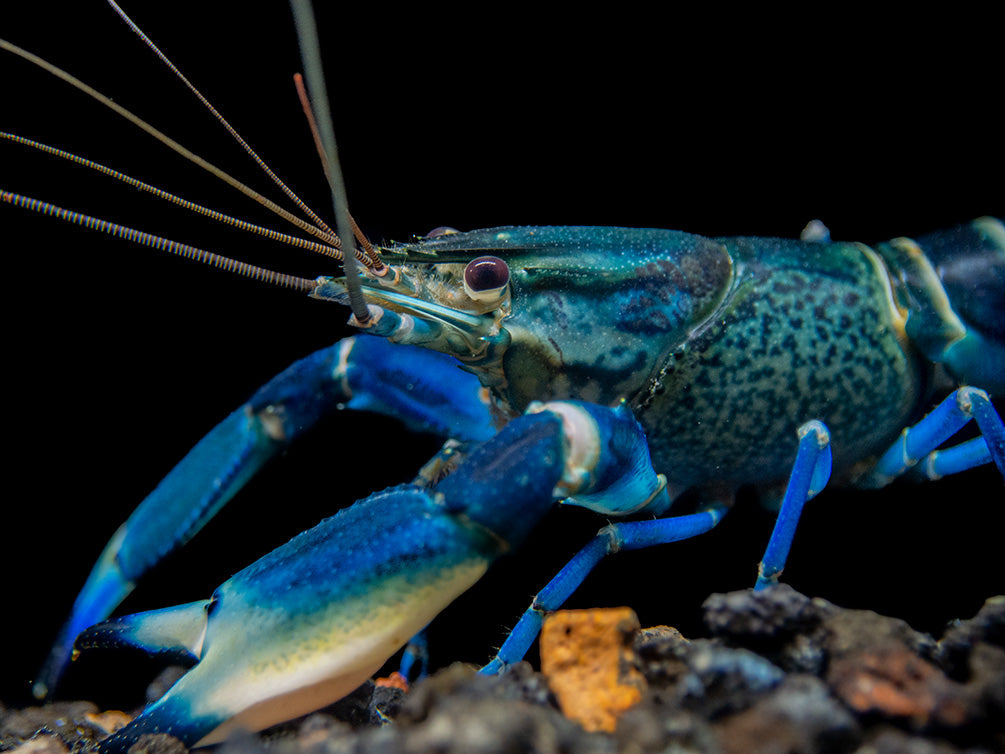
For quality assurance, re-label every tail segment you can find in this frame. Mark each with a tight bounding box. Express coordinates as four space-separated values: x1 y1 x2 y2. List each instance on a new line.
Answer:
881 216 1005 394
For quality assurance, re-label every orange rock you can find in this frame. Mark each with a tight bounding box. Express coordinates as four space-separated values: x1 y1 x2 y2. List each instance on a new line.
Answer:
375 671 410 691
540 607 646 732
828 644 971 729
8 736 69 754
83 710 133 735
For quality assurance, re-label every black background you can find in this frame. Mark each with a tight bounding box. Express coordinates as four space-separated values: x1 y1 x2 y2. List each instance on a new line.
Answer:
3 4 1002 707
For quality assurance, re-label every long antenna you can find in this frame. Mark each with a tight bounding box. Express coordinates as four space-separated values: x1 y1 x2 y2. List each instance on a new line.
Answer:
103 0 373 264
3 189 319 293
0 38 337 251
1 132 359 265
287 0 371 324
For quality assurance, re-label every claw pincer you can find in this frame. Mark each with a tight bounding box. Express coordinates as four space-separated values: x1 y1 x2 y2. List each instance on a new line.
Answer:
79 401 665 750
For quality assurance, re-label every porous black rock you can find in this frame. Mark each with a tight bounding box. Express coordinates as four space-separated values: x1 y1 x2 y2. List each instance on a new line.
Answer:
4 588 1004 754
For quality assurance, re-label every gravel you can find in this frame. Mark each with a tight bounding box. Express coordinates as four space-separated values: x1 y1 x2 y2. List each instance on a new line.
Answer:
4 585 1002 754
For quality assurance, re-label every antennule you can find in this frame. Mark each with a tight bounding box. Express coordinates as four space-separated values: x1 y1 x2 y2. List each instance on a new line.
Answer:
288 0 371 324
293 73 384 272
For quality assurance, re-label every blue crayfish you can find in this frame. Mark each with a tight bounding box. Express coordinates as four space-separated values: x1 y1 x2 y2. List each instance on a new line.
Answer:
2 3 1003 751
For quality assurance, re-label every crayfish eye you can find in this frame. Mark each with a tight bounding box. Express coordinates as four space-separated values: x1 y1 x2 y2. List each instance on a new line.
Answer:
463 256 510 303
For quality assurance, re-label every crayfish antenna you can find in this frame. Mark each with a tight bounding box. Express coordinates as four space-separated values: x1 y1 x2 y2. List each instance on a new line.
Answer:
106 0 387 274
288 0 371 325
292 73 384 273
104 0 351 261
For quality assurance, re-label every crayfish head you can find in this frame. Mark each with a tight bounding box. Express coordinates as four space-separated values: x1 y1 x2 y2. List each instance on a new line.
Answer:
313 225 733 420
419 226 734 415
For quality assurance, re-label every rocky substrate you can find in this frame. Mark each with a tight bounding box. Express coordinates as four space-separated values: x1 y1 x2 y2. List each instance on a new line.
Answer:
3 585 1003 754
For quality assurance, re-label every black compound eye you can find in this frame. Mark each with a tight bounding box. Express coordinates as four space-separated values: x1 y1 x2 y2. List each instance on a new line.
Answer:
463 256 510 302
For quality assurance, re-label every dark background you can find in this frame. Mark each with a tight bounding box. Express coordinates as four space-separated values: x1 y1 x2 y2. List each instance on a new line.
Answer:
3 4 1002 708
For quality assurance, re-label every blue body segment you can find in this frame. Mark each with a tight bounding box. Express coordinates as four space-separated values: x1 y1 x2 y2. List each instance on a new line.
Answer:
904 218 1005 393
401 223 994 489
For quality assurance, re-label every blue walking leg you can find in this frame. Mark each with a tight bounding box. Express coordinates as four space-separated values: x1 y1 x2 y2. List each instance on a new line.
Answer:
921 437 998 479
872 387 1004 482
398 630 429 682
36 335 494 699
754 388 1004 594
481 505 726 674
754 420 833 591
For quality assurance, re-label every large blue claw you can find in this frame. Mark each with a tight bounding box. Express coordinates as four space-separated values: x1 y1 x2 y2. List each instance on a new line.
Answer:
37 336 494 699
85 486 503 750
74 600 206 667
78 401 665 750
35 405 279 700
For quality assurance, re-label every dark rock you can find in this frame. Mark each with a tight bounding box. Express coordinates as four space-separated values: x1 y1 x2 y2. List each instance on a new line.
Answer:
821 606 937 664
398 662 557 726
715 675 861 754
144 668 187 706
703 584 827 641
676 640 785 718
124 733 187 754
634 626 691 692
214 729 270 754
635 624 688 649
387 663 609 754
327 682 404 729
703 585 830 674
937 596 1005 680
615 704 718 753
964 642 1005 740
0 701 103 750
856 726 972 754
5 736 69 754
5 588 1004 753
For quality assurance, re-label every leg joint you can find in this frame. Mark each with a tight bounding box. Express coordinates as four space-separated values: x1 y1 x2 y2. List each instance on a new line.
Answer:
596 523 624 555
